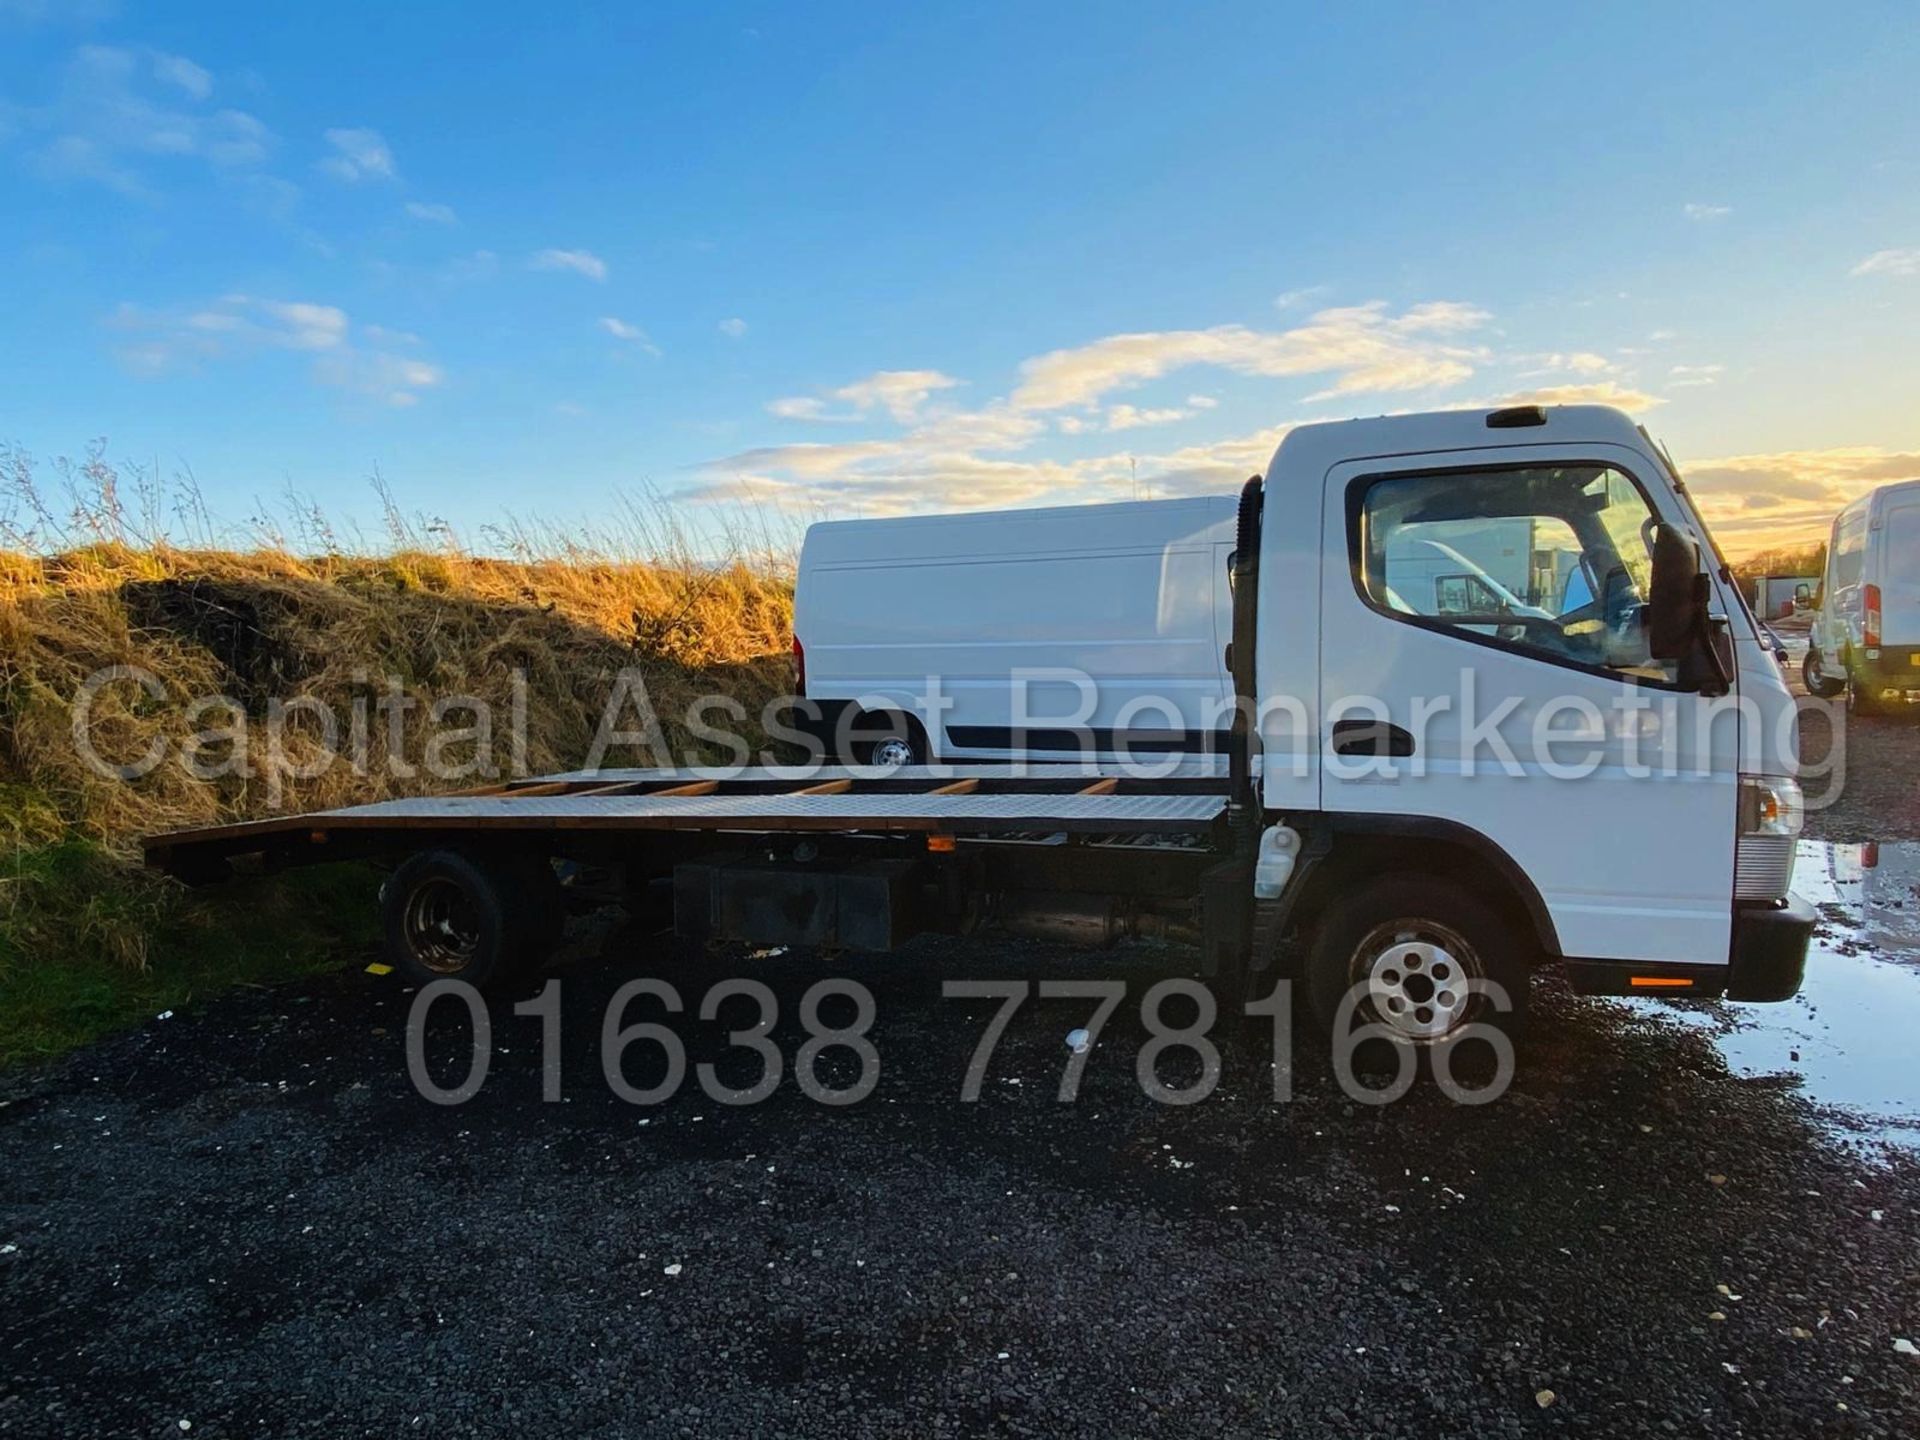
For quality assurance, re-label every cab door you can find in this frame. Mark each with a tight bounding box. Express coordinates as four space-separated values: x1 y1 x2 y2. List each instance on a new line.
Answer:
1316 443 1739 966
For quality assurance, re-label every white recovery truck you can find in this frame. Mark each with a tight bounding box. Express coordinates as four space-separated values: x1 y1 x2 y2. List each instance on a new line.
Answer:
146 404 1815 1056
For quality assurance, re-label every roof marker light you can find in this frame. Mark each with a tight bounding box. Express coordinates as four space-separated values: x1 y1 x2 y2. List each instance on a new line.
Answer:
1486 405 1549 429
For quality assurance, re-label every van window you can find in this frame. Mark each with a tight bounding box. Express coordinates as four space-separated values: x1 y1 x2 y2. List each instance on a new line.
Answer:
1831 508 1868 591
1354 464 1677 682
1883 504 1920 567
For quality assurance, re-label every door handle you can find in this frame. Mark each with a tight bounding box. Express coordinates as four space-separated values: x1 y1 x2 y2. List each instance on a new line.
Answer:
1330 719 1415 757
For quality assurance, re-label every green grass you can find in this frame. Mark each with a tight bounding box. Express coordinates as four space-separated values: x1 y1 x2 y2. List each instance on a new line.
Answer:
0 838 381 1070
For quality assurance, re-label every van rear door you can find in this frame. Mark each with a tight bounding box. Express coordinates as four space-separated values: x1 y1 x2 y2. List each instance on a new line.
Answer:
1876 492 1920 649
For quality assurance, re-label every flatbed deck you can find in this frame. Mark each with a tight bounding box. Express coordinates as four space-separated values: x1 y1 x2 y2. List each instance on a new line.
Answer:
142 764 1234 877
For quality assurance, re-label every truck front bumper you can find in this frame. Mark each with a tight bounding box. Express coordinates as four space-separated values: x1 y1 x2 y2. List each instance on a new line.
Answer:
1725 893 1816 1001
1563 892 1815 1002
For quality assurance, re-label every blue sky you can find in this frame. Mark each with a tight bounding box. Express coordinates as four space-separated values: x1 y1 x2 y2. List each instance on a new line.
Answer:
2 0 1917 554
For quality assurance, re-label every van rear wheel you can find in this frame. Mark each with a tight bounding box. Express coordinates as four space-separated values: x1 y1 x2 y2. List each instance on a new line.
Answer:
1305 875 1529 1055
851 713 924 769
1802 647 1845 699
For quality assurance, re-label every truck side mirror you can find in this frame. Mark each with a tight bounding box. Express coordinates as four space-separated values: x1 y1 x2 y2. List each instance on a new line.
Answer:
1646 523 1698 662
1647 523 1731 695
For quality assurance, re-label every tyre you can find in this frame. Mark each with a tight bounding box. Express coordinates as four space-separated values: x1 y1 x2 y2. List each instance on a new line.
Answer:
1846 665 1884 719
381 850 520 988
852 714 922 769
1802 647 1845 699
1304 874 1529 1056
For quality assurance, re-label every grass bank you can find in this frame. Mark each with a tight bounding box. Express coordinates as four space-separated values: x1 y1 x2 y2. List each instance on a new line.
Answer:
1 448 796 1067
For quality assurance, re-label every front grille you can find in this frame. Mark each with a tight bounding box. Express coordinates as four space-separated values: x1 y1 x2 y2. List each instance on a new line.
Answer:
1735 834 1796 900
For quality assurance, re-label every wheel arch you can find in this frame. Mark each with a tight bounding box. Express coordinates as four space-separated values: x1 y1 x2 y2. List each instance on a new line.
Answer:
1285 813 1562 959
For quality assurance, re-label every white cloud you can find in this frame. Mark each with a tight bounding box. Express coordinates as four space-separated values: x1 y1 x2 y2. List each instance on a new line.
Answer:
769 371 963 425
20 45 270 195
768 397 830 421
319 126 396 182
404 199 457 224
1667 363 1724 388
254 299 348 350
1851 247 1920 278
1496 380 1665 412
1010 300 1490 411
1521 351 1613 377
530 248 608 282
1273 285 1330 311
109 293 440 405
832 369 958 422
1186 394 1218 409
1106 403 1192 431
151 52 211 101
1679 445 1920 551
1683 202 1731 221
718 316 748 338
599 316 660 354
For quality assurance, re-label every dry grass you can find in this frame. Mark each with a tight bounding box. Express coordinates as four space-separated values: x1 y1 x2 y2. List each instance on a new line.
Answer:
0 443 801 1060
1 443 798 851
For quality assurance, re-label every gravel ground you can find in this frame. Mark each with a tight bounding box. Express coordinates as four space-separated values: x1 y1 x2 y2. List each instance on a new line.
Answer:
1799 709 1920 844
1774 626 1919 843
4 926 1919 1439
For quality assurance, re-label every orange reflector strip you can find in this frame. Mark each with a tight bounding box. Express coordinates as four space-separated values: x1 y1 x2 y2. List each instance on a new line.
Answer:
1629 976 1694 989
926 834 955 853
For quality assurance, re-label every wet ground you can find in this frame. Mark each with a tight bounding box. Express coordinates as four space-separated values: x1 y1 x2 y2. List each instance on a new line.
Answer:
1646 840 1920 1150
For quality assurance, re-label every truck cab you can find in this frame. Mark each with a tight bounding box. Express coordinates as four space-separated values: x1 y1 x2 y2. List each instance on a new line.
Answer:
1245 404 1811 1036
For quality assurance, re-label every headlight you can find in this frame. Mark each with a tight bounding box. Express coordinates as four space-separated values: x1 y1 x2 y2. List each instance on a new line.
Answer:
1740 775 1804 837
1736 775 1803 900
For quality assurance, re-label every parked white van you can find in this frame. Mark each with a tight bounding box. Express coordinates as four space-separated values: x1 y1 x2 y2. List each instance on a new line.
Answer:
790 495 1237 764
1804 478 1920 714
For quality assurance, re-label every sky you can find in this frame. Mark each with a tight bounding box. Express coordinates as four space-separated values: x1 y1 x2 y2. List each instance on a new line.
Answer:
2 0 1918 558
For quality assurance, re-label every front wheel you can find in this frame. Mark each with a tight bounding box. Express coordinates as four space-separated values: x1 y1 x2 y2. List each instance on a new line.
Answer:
1802 647 1845 699
1305 876 1530 1055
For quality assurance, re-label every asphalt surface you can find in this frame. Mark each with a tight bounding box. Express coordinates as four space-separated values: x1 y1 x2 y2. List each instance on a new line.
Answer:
4 925 1919 1438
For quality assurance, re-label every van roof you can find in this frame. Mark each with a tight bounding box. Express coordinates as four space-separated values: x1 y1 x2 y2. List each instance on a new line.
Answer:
803 492 1235 537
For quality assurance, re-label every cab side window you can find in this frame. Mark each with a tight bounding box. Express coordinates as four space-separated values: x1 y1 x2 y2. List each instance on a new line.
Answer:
1354 463 1678 683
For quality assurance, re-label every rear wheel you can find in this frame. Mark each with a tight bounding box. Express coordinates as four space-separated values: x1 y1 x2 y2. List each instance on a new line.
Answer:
1305 875 1529 1058
1846 660 1885 718
851 713 923 769
382 850 524 988
1802 647 1845 699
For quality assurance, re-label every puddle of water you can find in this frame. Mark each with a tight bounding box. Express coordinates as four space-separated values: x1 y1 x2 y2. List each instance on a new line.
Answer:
1639 840 1920 1148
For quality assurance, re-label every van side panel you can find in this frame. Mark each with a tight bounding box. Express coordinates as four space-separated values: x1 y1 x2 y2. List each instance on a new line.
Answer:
794 498 1236 756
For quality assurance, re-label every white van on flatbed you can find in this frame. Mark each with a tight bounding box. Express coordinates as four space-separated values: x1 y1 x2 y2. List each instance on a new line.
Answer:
1805 477 1920 713
790 495 1237 765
